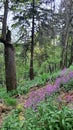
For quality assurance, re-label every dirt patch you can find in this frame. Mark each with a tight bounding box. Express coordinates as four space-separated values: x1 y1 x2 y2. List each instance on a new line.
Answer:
0 103 11 128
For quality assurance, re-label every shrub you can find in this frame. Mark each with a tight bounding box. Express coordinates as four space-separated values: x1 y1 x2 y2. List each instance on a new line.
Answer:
4 97 17 106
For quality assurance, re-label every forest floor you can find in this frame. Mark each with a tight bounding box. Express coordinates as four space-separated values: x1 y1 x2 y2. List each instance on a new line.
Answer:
17 85 73 109
0 84 73 128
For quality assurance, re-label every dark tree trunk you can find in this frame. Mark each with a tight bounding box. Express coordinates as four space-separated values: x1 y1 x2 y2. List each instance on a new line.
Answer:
54 63 56 71
60 1 72 69
61 30 69 69
60 45 64 69
4 44 17 92
68 41 73 67
0 0 17 92
2 0 8 40
0 36 17 92
49 65 52 73
29 0 35 80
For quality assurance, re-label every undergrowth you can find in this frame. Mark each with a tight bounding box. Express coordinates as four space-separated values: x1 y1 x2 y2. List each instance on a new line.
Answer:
0 66 73 129
0 65 73 104
1 97 73 130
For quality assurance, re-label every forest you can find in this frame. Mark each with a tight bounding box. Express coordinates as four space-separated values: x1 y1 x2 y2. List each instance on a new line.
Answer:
0 0 73 129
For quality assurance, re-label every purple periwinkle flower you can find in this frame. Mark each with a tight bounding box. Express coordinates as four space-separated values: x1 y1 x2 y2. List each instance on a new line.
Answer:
60 68 67 76
57 97 62 102
55 78 62 86
25 69 73 108
66 95 73 103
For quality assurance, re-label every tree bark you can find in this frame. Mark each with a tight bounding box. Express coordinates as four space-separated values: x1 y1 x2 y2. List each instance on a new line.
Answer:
29 0 35 80
0 0 17 92
4 44 17 92
68 40 73 67
2 0 8 40
60 0 72 69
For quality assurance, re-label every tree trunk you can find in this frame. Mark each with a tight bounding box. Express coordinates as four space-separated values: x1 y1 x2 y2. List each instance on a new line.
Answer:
0 0 17 92
60 0 72 69
60 45 64 68
68 40 73 67
4 44 17 92
2 0 8 40
29 0 35 80
61 39 68 69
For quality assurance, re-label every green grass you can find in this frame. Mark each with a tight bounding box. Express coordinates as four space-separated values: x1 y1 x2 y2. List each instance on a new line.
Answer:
1 97 73 130
4 97 17 106
0 87 8 99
